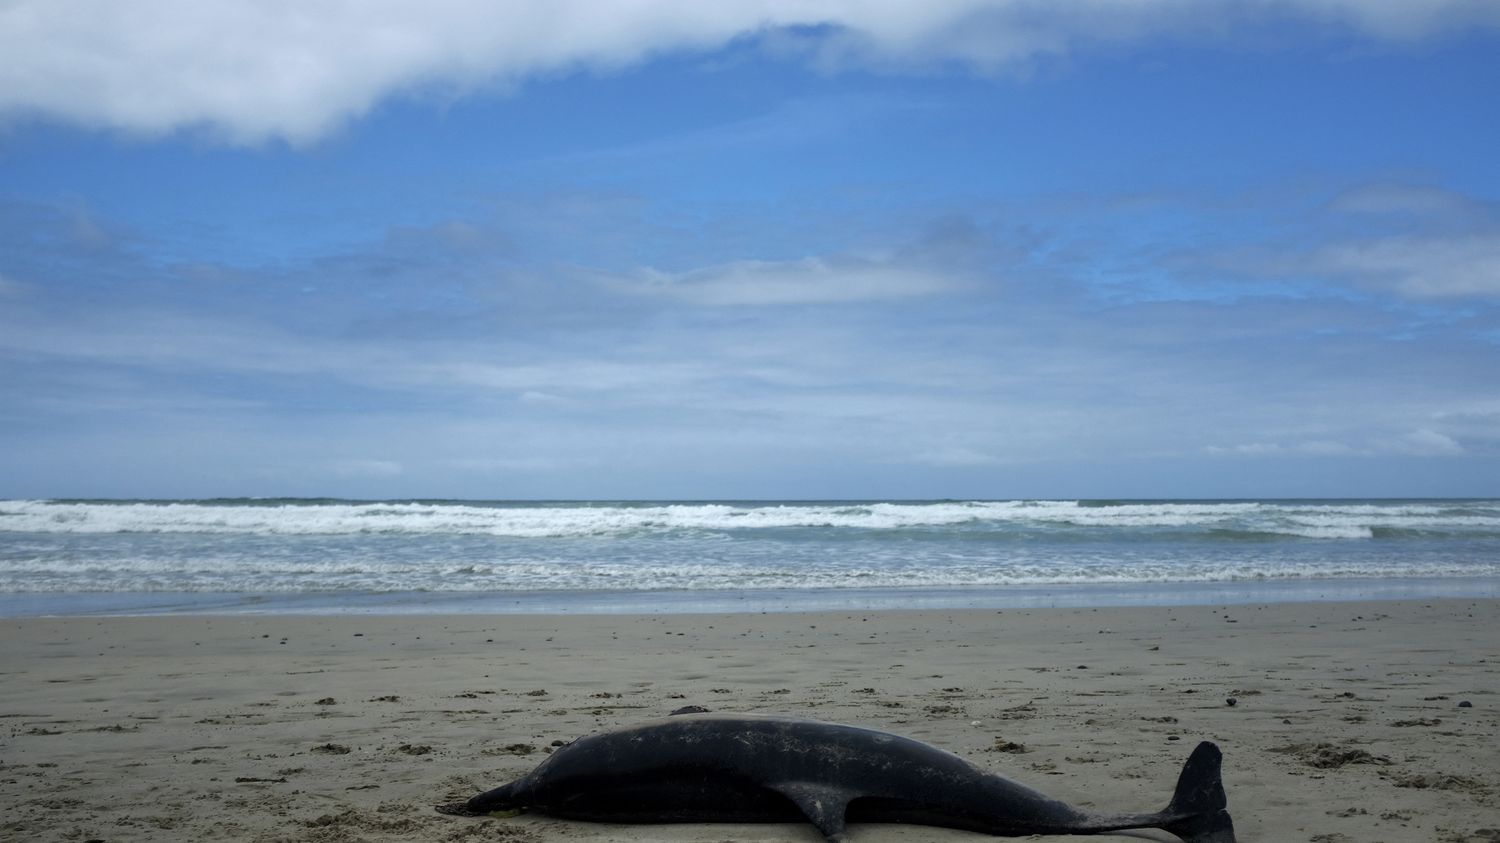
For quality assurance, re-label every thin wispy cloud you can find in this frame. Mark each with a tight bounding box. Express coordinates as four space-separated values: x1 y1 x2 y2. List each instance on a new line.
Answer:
613 257 958 306
6 180 1492 490
1327 182 1490 217
1315 233 1500 298
1209 429 1467 459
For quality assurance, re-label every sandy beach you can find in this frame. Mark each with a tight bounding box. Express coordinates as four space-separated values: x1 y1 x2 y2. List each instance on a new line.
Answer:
3 599 1497 842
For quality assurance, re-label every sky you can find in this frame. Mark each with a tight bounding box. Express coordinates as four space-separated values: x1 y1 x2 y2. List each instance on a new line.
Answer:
1 1 1498 500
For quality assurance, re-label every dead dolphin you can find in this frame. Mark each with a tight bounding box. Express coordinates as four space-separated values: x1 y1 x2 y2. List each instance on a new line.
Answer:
438 713 1234 842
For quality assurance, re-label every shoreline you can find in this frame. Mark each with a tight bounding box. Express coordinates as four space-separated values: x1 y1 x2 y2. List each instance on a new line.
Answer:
3 574 1498 617
4 598 1498 841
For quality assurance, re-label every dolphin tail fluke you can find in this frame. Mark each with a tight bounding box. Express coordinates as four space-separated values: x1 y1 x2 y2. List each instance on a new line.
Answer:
1161 741 1235 843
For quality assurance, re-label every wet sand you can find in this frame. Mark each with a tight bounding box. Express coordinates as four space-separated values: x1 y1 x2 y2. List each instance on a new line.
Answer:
3 599 1497 841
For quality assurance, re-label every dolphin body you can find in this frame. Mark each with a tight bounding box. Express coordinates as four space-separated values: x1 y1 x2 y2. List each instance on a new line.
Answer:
439 713 1235 842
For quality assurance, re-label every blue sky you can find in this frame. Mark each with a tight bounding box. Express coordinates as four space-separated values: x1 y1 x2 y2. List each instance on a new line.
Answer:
2 1 1498 499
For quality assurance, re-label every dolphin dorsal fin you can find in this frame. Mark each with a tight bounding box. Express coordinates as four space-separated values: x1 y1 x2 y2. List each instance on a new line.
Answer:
768 781 854 842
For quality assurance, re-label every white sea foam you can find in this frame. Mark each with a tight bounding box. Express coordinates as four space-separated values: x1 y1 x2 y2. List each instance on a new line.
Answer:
0 499 1032 535
3 498 1497 538
6 552 1497 594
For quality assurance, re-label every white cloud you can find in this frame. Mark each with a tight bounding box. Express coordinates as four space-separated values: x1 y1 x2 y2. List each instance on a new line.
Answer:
328 458 404 477
1326 183 1483 216
615 256 953 306
1293 0 1500 39
1434 401 1500 427
1392 428 1464 456
518 390 570 406
3 0 1496 143
1317 233 1500 297
1206 439 1358 456
904 446 1005 467
1207 429 1465 458
444 456 564 473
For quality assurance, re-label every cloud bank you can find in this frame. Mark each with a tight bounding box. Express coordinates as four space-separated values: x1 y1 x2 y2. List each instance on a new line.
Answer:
4 176 1496 497
3 0 1498 143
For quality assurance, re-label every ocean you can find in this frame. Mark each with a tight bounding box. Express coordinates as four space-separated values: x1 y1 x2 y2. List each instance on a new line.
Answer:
2 498 1497 616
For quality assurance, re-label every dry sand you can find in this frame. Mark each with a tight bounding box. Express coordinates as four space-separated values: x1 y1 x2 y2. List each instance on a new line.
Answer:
3 599 1497 842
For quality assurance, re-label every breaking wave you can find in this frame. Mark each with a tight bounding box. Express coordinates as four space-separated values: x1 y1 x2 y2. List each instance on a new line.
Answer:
3 499 1498 595
4 498 1498 540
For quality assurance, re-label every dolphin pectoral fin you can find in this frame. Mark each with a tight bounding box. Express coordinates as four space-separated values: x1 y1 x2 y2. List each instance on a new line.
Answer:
767 782 853 842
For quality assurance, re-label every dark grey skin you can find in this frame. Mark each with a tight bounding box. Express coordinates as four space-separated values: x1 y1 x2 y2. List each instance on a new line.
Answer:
439 714 1235 842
